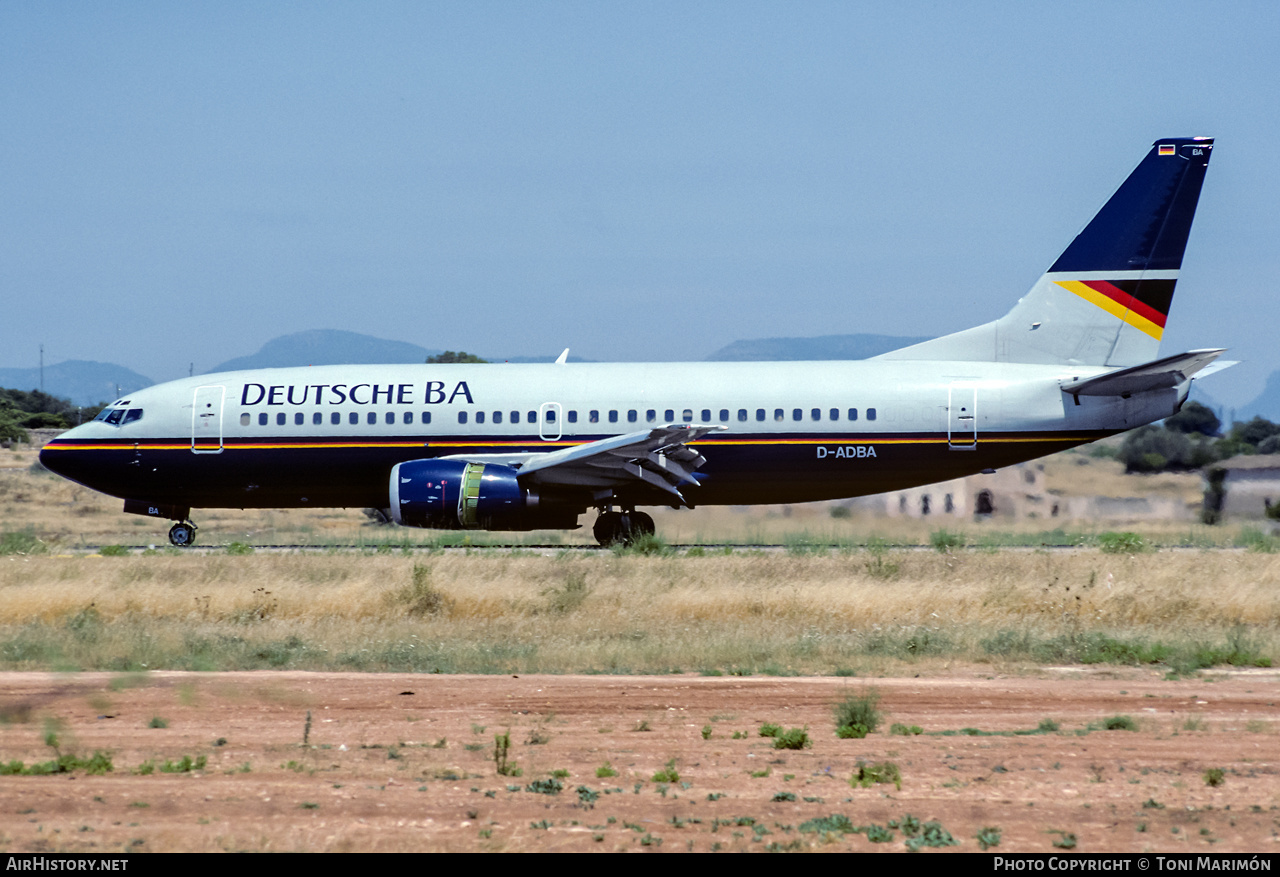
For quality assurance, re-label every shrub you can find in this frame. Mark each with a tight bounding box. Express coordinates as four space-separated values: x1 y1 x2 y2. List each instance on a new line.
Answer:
976 826 1002 850
889 723 922 736
493 731 521 777
864 823 894 843
852 761 901 791
1098 531 1149 554
930 529 965 553
612 533 673 557
391 564 450 616
758 723 782 738
772 727 811 750
0 530 46 556
799 815 854 835
834 689 881 738
652 759 679 783
98 545 128 557
1203 767 1225 787
595 762 618 778
906 821 960 851
1102 715 1138 731
525 778 562 795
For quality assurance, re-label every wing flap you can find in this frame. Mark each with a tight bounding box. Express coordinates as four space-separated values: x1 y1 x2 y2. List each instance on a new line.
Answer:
517 423 725 503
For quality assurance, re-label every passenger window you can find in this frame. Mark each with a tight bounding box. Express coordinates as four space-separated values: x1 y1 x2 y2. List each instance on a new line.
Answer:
493 411 503 424
589 410 599 423
737 409 747 422
867 408 877 421
567 410 576 423
313 412 322 425
295 412 304 426
792 409 802 421
259 413 268 426
623 409 634 423
458 411 468 424
404 412 414 425
774 409 784 422
608 410 618 423
829 408 839 421
682 409 693 422
511 411 520 424
720 409 729 422
476 411 485 424
547 409 557 423
646 409 656 422
664 409 674 421
701 409 711 421
848 408 858 421
756 409 765 422
367 412 377 425
811 408 821 421
349 412 359 425
527 411 536 423
275 413 285 426
386 412 396 424
240 413 250 426
422 412 432 424
331 412 341 425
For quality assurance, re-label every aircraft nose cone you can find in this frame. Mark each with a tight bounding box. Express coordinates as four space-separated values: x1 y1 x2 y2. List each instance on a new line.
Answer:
37 424 89 480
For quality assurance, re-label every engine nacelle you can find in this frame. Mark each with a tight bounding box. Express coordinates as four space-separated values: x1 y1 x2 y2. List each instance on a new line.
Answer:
389 459 580 531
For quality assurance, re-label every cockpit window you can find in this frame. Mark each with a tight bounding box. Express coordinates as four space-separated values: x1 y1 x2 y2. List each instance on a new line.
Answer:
94 407 142 427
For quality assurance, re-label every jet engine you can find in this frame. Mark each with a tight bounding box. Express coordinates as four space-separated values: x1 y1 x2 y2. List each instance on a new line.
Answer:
389 459 578 531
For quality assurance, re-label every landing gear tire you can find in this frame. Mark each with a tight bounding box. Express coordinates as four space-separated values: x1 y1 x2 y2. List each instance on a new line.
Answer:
168 522 197 547
593 511 623 546
631 511 655 537
592 510 655 547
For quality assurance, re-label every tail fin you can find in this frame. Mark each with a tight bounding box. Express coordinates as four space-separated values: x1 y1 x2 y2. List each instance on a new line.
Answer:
877 138 1214 366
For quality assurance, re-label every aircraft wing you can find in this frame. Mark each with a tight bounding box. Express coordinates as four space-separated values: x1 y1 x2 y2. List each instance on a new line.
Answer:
1060 349 1230 397
443 424 725 505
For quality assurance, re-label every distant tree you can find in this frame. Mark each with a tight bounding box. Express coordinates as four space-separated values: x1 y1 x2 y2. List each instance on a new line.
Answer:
1231 416 1280 448
0 401 30 444
0 388 80 421
19 411 69 429
1117 424 1216 473
425 351 487 364
1258 435 1280 455
1164 401 1221 437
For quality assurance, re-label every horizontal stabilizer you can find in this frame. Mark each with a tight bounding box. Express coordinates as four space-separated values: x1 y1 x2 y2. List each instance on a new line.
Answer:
1060 349 1226 397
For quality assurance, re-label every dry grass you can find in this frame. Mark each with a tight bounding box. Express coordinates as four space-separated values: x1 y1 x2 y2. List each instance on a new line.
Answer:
1 549 1276 674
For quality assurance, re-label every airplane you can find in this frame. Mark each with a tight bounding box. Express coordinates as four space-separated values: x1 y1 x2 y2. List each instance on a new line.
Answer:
40 137 1228 548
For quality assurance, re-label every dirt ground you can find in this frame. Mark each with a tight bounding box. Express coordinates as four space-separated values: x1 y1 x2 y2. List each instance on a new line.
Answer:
1 668 1278 853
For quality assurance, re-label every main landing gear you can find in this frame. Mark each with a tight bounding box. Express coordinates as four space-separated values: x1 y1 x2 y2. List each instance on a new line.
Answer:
592 509 655 547
168 521 197 547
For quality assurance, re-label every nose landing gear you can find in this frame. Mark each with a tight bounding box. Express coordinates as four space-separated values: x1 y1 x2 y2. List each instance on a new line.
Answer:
168 521 198 547
592 509 656 547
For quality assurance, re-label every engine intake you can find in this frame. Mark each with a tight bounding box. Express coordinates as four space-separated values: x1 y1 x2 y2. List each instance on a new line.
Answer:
389 459 579 531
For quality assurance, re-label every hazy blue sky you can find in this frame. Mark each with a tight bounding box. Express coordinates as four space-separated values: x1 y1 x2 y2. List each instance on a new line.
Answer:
3 2 1277 406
